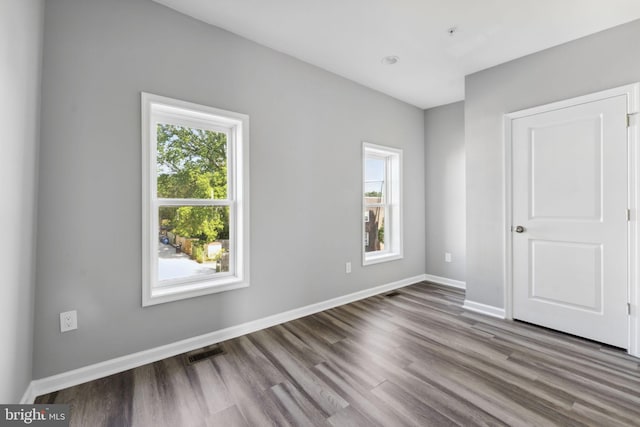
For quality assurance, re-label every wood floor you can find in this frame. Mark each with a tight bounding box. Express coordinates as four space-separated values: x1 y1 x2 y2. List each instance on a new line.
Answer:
36 282 640 426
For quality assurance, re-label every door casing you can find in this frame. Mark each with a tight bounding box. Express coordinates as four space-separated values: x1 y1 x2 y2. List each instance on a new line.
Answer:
503 83 640 357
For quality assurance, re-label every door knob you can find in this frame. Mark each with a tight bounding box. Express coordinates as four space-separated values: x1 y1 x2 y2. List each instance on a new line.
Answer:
514 225 525 233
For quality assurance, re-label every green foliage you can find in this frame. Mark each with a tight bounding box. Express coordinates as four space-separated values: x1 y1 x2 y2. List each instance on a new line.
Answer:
172 206 227 242
378 225 384 245
156 123 227 199
156 124 229 242
364 191 382 197
192 244 205 263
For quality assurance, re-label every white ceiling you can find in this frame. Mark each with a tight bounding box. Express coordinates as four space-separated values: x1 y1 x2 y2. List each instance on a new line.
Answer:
152 0 640 109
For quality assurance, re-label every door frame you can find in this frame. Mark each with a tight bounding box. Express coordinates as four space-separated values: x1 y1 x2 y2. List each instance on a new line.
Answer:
503 83 640 357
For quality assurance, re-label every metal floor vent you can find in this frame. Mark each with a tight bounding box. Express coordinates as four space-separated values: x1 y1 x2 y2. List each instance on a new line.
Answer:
384 291 401 298
185 344 225 364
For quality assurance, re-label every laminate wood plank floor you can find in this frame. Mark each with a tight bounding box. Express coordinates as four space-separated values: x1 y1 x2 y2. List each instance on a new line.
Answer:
36 282 640 426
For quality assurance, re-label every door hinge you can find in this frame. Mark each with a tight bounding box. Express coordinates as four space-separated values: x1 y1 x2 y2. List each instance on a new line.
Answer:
627 208 631 221
628 303 631 315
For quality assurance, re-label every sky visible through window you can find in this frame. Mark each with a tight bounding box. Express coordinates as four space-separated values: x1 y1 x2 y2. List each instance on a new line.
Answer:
365 157 384 194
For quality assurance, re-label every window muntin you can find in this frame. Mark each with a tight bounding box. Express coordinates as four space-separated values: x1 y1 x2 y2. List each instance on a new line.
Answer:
362 142 402 265
142 93 249 305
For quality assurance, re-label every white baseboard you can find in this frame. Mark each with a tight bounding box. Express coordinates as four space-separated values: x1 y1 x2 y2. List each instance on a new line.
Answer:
462 299 506 319
423 274 466 290
25 274 424 402
20 381 36 404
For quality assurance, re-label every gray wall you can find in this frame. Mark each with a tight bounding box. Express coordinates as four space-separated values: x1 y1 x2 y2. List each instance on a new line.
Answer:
465 19 640 308
424 102 465 282
0 0 43 402
34 0 425 378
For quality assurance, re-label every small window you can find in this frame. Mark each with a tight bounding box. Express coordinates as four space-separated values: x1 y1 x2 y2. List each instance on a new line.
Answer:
363 142 402 265
142 93 249 306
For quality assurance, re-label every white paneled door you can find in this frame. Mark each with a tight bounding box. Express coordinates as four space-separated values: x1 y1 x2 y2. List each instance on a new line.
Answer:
512 95 629 348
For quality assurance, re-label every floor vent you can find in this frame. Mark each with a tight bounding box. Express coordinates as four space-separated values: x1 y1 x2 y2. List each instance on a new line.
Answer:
384 291 401 298
185 344 225 364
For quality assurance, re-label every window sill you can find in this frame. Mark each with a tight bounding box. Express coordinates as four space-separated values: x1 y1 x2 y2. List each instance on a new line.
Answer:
363 252 403 266
143 278 249 306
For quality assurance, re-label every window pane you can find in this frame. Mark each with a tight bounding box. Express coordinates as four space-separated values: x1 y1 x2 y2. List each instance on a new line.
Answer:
158 206 230 283
364 157 385 201
156 124 228 199
364 207 385 253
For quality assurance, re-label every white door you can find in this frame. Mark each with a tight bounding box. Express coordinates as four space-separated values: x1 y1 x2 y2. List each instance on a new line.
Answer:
512 94 629 348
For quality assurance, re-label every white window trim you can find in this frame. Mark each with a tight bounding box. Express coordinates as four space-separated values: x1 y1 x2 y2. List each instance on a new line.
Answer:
362 142 403 266
141 92 250 306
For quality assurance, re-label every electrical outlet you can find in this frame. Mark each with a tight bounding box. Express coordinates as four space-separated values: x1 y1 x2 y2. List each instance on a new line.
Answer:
60 310 78 332
445 252 452 263
345 261 352 274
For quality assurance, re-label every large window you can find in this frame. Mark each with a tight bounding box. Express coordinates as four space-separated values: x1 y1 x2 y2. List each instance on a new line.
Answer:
142 93 249 306
363 142 402 265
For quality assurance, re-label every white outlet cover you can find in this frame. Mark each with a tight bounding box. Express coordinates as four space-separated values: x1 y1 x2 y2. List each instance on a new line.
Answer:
60 310 78 332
